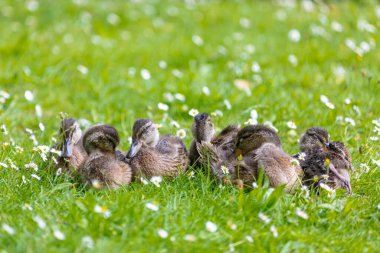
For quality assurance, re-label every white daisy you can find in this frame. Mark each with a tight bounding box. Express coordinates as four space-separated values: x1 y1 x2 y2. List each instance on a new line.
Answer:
140 69 151 80
77 65 88 75
94 204 111 218
2 224 15 235
53 230 65 240
295 208 309 220
24 90 34 101
81 236 94 249
221 165 229 175
192 35 203 46
188 109 199 117
288 29 301 42
150 176 163 187
286 121 297 129
157 229 168 239
205 221 217 233
157 103 169 111
145 203 159 211
33 216 47 229
202 86 210 96
258 212 271 224
176 129 186 139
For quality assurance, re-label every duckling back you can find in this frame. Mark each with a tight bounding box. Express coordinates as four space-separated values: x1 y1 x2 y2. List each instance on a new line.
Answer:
130 135 188 178
254 143 301 193
157 135 189 169
212 125 239 160
81 152 132 189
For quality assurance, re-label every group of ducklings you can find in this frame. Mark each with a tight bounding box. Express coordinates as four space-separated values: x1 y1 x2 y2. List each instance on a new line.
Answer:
55 113 352 194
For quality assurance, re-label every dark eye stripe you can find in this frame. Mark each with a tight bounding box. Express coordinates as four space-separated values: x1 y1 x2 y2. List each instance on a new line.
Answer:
137 122 153 138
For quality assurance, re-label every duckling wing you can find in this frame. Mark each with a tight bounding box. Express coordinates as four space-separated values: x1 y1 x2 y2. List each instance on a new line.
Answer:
130 137 188 178
197 141 222 175
80 155 111 189
327 149 352 193
113 160 133 187
254 143 300 193
80 155 131 189
229 155 259 187
156 135 186 154
71 144 87 170
157 135 189 169
212 125 239 160
300 150 327 187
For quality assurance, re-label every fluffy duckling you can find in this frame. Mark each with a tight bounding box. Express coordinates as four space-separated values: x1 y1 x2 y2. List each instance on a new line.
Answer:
55 118 87 171
198 124 301 192
189 113 238 167
80 124 132 189
297 127 352 193
125 119 188 178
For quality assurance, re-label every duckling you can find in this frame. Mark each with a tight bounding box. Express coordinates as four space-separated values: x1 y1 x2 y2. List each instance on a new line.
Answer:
55 118 87 172
80 124 132 189
189 113 239 167
125 119 188 178
297 127 352 193
198 125 301 192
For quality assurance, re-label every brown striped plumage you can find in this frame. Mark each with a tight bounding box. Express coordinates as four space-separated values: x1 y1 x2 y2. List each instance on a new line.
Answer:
297 127 352 194
198 124 302 192
126 119 188 179
79 124 132 189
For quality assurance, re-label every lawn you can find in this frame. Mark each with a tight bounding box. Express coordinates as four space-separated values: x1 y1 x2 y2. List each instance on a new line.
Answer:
1 0 380 252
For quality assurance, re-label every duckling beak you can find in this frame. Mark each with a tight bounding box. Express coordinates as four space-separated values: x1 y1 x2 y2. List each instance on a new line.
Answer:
61 137 72 158
328 163 352 194
126 140 141 159
325 142 331 149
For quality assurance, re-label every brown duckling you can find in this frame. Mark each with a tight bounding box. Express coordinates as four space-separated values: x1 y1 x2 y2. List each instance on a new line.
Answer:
189 113 239 167
297 127 352 193
55 118 87 172
79 124 132 189
198 124 301 192
125 119 188 178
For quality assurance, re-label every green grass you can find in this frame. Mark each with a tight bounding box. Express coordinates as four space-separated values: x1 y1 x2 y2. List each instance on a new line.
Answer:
1 0 380 252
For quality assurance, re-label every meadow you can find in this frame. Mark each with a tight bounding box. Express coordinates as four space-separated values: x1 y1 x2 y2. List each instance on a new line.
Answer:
1 0 380 252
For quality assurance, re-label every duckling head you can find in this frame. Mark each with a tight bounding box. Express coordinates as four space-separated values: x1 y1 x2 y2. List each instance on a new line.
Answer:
59 118 82 159
300 127 329 152
126 119 159 159
191 113 215 142
235 124 281 155
82 124 120 154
